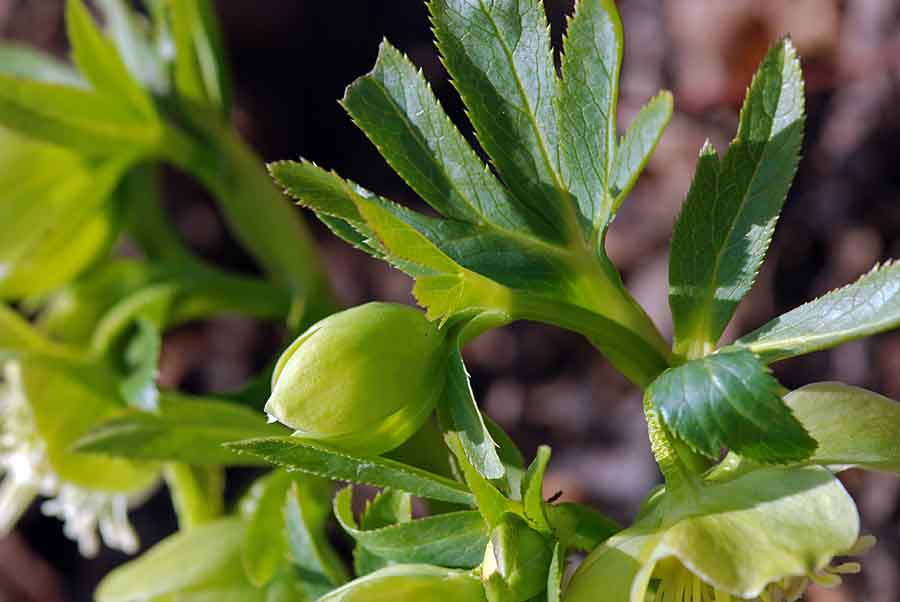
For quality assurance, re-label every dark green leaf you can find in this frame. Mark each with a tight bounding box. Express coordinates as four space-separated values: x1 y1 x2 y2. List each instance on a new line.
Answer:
558 0 622 235
342 40 543 238
67 0 155 117
334 487 487 569
74 393 286 465
226 437 475 505
442 349 505 480
608 91 673 205
521 445 552 533
647 348 816 463
669 39 805 355
430 0 579 243
353 488 412 576
284 482 350 593
0 43 82 85
736 261 900 362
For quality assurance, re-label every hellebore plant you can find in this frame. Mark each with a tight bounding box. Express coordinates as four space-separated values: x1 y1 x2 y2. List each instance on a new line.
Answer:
2 1 900 602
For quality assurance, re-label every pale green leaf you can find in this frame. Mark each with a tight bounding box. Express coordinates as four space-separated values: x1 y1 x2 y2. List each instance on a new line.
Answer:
736 261 900 363
226 437 475 505
669 39 805 355
647 348 816 463
241 471 293 587
318 565 488 602
786 382 900 473
118 318 161 411
334 487 488 569
74 393 286 465
67 0 156 117
170 0 231 114
0 43 82 85
444 432 512 529
95 518 250 602
521 445 552 533
96 0 168 93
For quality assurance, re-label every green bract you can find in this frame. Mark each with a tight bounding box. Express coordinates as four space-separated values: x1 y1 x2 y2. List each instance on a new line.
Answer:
482 513 553 602
564 466 860 602
265 302 449 455
318 564 486 602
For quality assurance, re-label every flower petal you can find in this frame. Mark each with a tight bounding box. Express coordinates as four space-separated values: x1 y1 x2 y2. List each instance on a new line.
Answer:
659 466 859 598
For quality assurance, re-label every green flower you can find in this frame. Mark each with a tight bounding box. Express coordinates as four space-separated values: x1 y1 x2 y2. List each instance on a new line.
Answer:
0 360 159 557
265 302 449 456
564 463 864 602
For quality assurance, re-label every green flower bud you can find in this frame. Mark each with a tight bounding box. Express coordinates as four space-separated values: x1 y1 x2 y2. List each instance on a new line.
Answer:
482 513 553 602
265 302 449 456
319 564 487 602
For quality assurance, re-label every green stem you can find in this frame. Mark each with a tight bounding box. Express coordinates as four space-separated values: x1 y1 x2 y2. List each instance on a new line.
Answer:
160 112 336 327
643 396 703 500
510 293 670 389
163 463 224 530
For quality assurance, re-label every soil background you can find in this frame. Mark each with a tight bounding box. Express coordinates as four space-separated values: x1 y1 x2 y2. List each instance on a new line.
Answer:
2 1 900 600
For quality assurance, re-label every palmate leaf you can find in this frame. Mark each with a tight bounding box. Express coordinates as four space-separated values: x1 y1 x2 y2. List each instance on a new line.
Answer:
669 39 805 356
284 482 350 595
430 0 578 243
334 487 488 569
353 489 412 576
647 348 816 464
736 261 900 362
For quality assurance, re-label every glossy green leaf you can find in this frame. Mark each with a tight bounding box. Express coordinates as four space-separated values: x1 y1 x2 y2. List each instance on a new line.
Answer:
226 437 475 505
118 318 161 411
521 445 552 534
66 0 155 117
647 348 816 463
74 393 286 465
318 564 488 602
430 0 578 243
335 487 488 569
557 0 621 235
354 488 412 576
95 518 252 602
442 349 505 481
285 482 350 593
170 0 231 114
786 382 900 473
18 356 159 492
0 43 82 85
669 39 805 355
608 91 673 206
342 41 544 238
736 261 900 362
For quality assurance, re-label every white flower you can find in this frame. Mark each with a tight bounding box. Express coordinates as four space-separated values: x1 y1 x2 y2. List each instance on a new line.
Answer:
0 362 153 557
